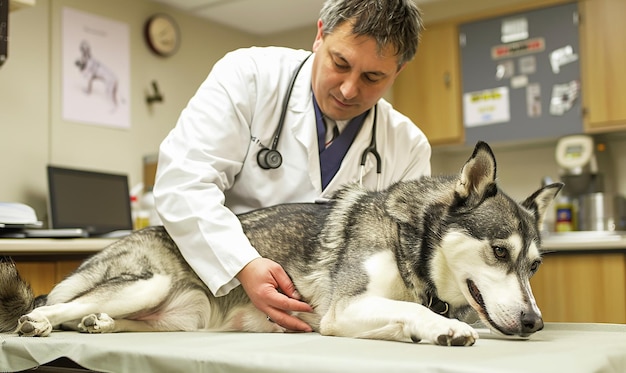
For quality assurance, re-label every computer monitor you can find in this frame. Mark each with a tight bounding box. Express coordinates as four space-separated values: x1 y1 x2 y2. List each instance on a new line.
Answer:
47 165 133 236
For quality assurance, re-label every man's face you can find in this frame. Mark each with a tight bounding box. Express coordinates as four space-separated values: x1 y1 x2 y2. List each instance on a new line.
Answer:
311 20 405 121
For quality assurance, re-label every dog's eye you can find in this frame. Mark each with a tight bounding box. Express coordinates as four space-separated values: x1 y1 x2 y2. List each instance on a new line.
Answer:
493 246 508 260
530 260 541 272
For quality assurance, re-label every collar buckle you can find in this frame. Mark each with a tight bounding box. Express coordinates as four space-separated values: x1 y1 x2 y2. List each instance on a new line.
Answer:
427 296 450 317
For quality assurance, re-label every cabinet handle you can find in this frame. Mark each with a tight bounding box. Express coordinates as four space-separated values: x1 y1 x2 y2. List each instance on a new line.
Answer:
444 72 451 88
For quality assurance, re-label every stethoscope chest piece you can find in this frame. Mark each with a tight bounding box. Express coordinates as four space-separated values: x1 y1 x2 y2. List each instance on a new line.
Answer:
256 54 311 170
255 52 381 188
257 148 283 169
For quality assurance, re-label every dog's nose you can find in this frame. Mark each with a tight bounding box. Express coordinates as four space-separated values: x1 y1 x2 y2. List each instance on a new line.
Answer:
521 310 544 334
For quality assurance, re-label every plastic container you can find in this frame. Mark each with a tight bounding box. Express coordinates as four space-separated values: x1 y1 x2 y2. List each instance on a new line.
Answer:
131 194 150 230
140 188 162 227
555 196 576 232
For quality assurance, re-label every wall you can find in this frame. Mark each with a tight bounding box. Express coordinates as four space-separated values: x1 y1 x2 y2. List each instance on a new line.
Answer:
1 1 50 221
431 133 626 230
259 24 317 50
2 0 625 230
433 141 564 231
1 0 261 222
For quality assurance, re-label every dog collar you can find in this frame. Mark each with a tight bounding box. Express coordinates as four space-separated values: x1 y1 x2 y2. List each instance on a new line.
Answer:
427 296 450 318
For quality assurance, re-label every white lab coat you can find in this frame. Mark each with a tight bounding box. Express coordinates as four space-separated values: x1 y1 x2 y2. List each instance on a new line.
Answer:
154 47 431 296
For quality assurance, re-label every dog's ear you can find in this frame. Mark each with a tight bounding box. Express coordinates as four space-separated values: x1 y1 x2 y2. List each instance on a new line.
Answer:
456 141 497 204
521 182 564 230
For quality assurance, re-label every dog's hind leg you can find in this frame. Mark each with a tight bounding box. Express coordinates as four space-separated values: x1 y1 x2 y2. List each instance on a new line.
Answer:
76 286 215 334
77 313 159 333
17 274 173 336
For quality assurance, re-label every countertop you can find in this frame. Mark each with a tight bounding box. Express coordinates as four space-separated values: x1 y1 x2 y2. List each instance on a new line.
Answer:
541 231 626 252
0 237 116 254
1 231 626 255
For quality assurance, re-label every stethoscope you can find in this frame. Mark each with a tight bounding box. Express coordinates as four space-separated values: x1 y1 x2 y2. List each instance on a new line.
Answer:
256 54 382 189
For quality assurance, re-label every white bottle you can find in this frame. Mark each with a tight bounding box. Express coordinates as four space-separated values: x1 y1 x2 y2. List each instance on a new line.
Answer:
140 188 162 227
131 194 149 230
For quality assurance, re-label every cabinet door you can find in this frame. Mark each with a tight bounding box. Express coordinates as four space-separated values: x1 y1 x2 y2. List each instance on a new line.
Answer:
14 259 84 296
392 23 463 146
56 259 83 282
580 0 626 130
531 252 626 323
14 262 57 296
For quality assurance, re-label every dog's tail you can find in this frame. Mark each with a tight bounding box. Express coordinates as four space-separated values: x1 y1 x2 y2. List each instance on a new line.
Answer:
0 257 41 332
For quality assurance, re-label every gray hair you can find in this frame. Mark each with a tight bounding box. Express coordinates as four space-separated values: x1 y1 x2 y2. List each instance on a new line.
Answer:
319 0 424 67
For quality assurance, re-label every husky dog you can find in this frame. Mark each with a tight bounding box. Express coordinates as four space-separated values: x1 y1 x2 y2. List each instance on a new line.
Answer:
0 142 562 346
75 40 119 110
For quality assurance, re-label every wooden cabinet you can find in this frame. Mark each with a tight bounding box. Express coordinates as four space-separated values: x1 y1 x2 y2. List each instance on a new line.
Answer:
393 0 626 146
531 251 626 323
14 257 85 296
579 0 626 132
392 22 463 146
1 238 114 296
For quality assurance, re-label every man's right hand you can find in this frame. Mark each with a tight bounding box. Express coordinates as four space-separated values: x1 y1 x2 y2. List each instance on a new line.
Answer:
236 257 314 332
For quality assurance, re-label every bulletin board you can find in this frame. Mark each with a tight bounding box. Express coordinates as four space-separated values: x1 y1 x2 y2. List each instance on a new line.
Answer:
459 2 582 145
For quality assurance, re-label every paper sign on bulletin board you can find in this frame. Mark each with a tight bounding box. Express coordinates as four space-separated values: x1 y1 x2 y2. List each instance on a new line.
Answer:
463 87 510 128
62 7 130 129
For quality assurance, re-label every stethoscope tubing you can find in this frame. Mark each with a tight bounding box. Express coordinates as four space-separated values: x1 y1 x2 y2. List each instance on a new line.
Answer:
258 52 382 190
269 54 312 151
359 105 381 190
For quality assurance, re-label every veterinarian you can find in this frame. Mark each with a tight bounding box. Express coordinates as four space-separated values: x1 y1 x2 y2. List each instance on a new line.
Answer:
154 0 431 333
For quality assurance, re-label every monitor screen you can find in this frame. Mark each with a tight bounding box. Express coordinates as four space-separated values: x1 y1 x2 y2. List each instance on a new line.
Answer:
47 166 133 235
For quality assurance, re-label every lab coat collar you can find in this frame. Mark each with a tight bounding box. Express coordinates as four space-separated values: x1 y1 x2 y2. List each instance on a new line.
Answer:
291 53 315 114
285 52 377 192
285 53 322 192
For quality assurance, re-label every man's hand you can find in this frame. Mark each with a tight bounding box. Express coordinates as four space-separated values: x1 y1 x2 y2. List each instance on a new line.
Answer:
236 257 313 332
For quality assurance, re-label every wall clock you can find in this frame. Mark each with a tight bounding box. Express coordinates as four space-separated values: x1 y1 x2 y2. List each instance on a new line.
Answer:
144 14 180 57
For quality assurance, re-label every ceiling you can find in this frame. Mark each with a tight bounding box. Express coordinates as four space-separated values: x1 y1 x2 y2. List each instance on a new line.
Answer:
150 0 535 36
149 0 442 36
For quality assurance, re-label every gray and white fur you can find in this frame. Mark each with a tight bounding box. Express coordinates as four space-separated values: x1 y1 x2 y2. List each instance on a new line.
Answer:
0 141 562 346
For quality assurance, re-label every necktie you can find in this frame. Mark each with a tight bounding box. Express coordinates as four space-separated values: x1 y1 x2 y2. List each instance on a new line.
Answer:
325 119 340 148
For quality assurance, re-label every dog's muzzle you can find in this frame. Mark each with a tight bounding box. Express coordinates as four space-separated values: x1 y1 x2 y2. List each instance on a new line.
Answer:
467 279 544 337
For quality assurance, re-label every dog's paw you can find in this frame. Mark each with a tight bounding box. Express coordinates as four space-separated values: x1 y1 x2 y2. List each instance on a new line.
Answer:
78 313 115 333
16 315 52 337
432 319 478 347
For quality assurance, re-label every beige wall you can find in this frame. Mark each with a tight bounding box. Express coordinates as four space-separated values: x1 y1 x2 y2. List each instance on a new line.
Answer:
259 24 317 50
2 0 625 228
1 2 49 220
0 0 313 222
431 133 626 231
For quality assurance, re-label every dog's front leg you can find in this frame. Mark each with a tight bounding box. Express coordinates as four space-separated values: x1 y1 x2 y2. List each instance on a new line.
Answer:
82 69 95 94
320 296 478 346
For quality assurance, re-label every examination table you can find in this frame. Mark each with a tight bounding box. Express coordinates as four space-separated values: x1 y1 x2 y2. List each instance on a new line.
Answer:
1 323 626 372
